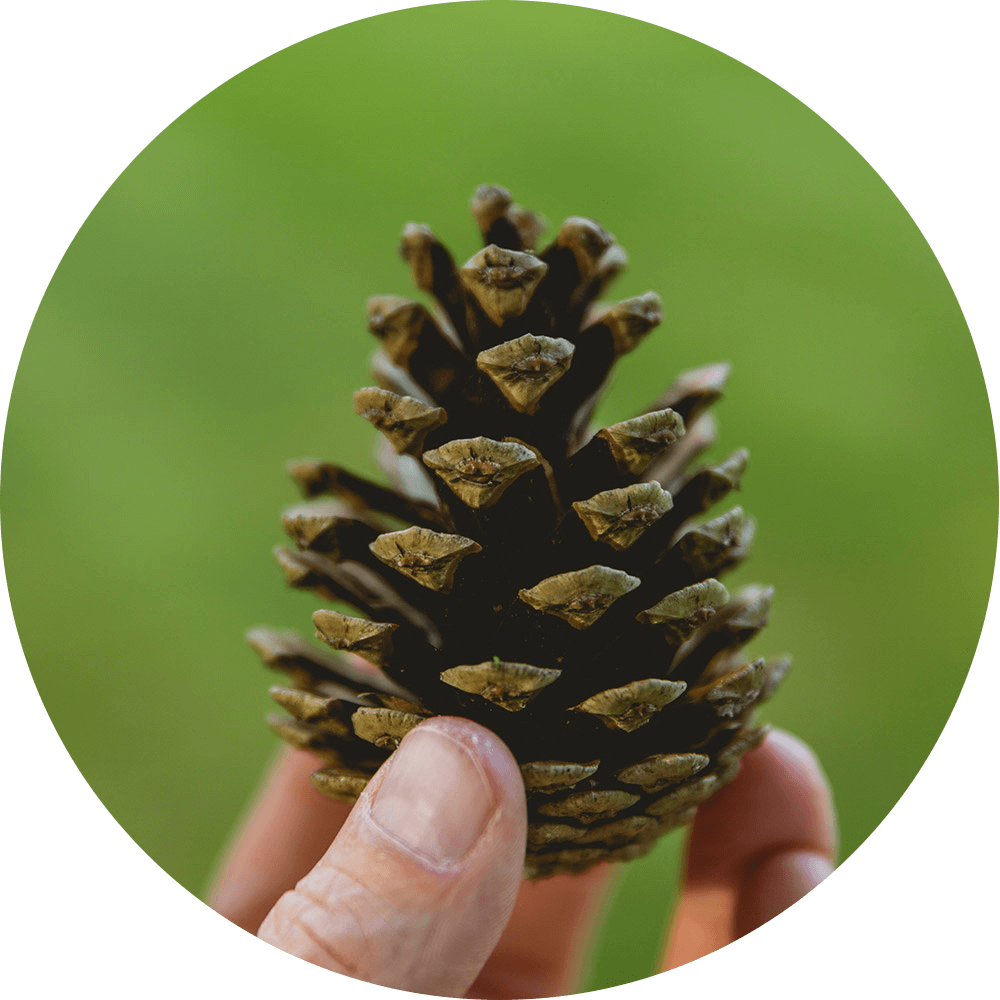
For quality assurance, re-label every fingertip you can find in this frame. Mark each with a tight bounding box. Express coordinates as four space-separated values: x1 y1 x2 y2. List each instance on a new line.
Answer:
748 729 837 859
407 716 527 815
686 728 837 882
755 729 828 792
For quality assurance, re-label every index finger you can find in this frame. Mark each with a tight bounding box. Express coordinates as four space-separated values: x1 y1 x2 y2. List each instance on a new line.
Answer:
207 746 353 933
662 729 836 970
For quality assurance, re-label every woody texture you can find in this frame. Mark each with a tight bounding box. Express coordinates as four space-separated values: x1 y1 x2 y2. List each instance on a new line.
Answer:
252 185 790 879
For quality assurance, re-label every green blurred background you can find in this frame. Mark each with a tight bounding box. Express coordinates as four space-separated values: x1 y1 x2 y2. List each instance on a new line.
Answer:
2 1 995 990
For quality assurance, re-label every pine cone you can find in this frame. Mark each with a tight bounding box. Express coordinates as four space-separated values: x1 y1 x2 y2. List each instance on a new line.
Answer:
251 185 790 879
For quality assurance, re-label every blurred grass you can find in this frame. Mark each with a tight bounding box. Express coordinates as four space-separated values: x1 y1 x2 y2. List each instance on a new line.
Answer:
2 2 995 992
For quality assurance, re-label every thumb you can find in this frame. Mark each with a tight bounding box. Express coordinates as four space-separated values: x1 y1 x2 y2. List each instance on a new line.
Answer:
257 717 527 997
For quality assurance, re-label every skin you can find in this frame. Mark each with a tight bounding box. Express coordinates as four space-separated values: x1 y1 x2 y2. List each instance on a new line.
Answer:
209 719 836 998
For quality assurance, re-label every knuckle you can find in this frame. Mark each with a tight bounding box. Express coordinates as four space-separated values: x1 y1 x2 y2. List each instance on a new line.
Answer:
262 866 392 980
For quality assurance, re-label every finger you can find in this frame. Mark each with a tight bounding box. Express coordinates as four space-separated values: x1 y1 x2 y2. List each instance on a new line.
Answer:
735 848 834 934
208 746 353 933
210 738 614 996
258 717 527 997
468 864 616 999
209 654 381 929
685 730 836 883
663 730 836 970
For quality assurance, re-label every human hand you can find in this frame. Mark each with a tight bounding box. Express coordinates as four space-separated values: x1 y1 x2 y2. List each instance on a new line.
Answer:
209 718 835 997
